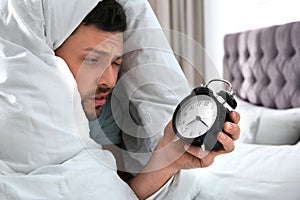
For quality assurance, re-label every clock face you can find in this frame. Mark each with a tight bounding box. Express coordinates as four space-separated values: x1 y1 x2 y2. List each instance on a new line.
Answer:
175 95 218 138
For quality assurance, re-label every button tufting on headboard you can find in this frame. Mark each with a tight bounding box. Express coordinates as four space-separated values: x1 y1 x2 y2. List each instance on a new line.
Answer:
223 21 300 109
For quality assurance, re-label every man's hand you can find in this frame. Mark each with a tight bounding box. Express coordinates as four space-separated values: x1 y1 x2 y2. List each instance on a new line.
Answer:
154 111 240 171
178 111 240 169
127 111 240 199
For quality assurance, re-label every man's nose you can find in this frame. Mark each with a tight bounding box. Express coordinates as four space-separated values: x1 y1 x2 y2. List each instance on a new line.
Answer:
97 65 117 89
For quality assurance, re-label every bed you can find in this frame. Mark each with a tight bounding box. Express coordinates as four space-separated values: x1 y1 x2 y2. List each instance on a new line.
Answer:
193 21 300 200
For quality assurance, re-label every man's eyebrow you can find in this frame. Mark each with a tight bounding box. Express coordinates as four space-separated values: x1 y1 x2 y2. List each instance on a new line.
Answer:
114 55 122 60
83 47 109 55
83 47 122 59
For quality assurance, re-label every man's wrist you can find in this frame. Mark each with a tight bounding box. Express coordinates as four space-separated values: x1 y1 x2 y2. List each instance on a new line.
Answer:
127 160 178 199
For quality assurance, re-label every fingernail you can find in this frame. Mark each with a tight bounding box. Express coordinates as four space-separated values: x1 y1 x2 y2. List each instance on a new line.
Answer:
231 111 236 118
226 122 232 130
221 133 227 140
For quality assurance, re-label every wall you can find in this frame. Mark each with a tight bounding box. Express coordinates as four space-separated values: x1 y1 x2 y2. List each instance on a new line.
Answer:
204 0 300 78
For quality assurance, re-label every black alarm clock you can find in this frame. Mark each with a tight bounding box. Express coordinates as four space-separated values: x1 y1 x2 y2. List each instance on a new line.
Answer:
172 79 237 151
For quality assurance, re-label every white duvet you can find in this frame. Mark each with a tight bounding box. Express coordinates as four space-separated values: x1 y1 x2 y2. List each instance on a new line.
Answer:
0 0 143 199
0 0 193 199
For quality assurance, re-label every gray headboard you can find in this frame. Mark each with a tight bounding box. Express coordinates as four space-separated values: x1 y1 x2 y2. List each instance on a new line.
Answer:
223 21 300 109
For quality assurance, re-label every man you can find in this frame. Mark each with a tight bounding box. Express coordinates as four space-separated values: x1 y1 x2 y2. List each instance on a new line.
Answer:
55 0 240 199
55 0 125 122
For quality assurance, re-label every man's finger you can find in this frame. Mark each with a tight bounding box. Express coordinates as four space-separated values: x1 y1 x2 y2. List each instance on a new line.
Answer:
223 122 240 140
229 111 240 124
217 132 235 153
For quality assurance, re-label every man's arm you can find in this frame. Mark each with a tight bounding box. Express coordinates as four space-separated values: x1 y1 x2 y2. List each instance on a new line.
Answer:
127 111 240 199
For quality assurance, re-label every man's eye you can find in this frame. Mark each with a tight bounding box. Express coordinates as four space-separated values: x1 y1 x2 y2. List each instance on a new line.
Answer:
84 57 98 63
113 62 121 66
113 62 121 69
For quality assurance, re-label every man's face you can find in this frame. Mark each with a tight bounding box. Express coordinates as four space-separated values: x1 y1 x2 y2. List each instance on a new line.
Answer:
55 24 123 120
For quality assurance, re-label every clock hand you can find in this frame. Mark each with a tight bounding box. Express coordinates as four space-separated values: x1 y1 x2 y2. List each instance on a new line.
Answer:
196 116 209 128
186 118 197 126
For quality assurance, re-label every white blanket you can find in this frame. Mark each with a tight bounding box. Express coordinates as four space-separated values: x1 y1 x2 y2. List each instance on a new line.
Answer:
0 0 137 199
0 0 194 199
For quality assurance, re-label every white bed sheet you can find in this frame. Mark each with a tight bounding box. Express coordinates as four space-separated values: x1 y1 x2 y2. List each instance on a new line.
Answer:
194 142 300 200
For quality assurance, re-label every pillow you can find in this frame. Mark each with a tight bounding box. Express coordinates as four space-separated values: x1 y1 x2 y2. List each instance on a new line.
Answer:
235 97 263 143
115 0 191 174
194 143 300 200
255 107 300 145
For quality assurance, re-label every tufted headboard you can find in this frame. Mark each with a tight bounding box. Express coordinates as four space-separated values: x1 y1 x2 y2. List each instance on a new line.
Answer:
223 21 300 109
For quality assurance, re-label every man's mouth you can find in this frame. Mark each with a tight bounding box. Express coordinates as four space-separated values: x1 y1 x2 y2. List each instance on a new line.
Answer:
94 96 106 107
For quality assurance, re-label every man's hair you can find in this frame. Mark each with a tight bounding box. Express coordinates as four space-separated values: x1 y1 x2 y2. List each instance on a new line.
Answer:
82 0 127 32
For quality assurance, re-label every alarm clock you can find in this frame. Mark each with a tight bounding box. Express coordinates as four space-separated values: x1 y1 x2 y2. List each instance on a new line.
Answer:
172 79 237 151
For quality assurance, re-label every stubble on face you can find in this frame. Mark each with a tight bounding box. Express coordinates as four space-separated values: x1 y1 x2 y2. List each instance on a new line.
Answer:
81 85 112 120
